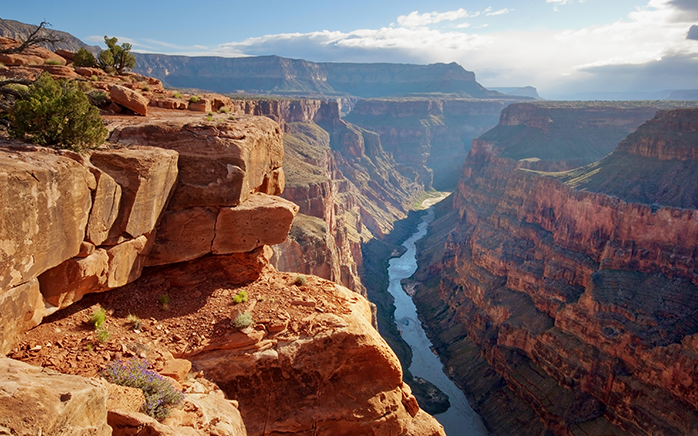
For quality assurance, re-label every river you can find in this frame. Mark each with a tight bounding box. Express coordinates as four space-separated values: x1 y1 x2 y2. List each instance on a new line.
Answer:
387 197 488 436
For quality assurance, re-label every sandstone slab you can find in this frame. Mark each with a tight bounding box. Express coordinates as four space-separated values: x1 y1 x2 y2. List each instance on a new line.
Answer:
0 357 111 435
75 67 107 78
110 85 149 116
85 168 122 246
213 193 299 254
0 280 45 355
109 117 284 209
0 148 94 292
90 147 178 244
146 207 218 266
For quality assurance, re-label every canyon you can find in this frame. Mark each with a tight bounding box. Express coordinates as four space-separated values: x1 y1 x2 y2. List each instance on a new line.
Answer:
414 103 698 435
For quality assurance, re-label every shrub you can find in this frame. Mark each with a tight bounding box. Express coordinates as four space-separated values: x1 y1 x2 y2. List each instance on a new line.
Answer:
89 307 107 329
189 95 198 103
158 294 170 311
232 312 253 329
96 327 110 343
232 290 248 304
90 75 98 81
2 83 29 94
9 73 107 151
73 47 98 68
101 359 184 420
98 36 136 74
218 107 229 113
172 91 182 99
141 84 151 92
45 59 62 65
126 314 142 331
87 90 109 107
294 275 307 286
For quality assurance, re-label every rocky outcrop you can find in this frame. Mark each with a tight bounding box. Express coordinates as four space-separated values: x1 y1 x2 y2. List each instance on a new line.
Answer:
413 107 698 435
110 85 150 116
0 357 111 436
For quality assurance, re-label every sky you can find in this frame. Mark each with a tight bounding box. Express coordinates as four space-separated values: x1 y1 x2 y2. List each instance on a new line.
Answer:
3 0 698 98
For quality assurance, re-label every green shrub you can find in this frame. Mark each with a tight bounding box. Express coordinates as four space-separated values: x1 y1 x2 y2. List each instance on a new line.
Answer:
89 307 107 329
96 327 110 343
101 359 184 420
2 83 29 94
232 290 248 304
232 312 253 329
9 73 107 151
189 95 198 103
90 75 98 81
218 107 229 113
87 90 109 107
126 314 142 331
141 84 151 92
294 275 307 286
73 47 98 68
45 59 62 66
98 36 136 74
158 294 170 311
172 91 182 99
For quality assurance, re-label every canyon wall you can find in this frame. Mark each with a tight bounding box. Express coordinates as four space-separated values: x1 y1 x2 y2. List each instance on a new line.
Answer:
414 105 698 435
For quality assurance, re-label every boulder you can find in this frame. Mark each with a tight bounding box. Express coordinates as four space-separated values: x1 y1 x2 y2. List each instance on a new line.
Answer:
0 280 45 355
75 67 107 77
110 85 149 116
188 98 211 112
0 148 94 292
31 64 78 79
90 147 178 244
0 358 111 435
55 49 75 61
39 233 153 310
146 207 218 266
212 193 299 254
85 168 122 246
109 117 284 209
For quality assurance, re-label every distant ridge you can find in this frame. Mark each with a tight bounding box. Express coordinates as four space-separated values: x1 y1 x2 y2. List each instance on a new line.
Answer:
133 53 515 99
0 17 98 53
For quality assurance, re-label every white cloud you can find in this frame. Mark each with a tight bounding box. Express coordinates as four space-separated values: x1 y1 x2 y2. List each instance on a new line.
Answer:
397 8 478 27
485 8 511 16
546 0 572 4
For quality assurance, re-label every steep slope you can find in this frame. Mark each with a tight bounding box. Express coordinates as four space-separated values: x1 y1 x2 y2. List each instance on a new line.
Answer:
413 105 698 435
0 17 98 52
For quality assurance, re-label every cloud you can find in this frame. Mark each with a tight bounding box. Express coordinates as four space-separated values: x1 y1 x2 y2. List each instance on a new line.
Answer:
397 9 477 27
688 25 698 40
668 0 698 19
485 8 511 16
546 0 572 4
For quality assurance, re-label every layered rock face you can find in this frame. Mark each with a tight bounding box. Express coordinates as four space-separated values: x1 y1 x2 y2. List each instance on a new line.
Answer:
344 98 509 189
134 54 505 98
230 99 423 294
414 107 698 435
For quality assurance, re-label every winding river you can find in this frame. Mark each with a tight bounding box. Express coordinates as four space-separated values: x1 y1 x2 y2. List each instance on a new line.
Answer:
387 198 488 436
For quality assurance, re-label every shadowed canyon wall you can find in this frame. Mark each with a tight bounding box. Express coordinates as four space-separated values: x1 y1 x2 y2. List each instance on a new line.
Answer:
413 104 698 435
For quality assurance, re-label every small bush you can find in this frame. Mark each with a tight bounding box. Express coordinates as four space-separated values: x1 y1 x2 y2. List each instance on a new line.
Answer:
87 90 109 107
90 75 98 81
101 359 184 420
96 327 110 343
294 275 307 286
73 48 98 68
206 115 213 121
232 290 248 305
189 95 198 103
141 84 150 92
127 314 142 331
89 307 107 329
158 294 170 311
45 59 62 66
9 73 107 151
232 312 253 329
218 107 229 113
173 91 182 99
2 83 29 94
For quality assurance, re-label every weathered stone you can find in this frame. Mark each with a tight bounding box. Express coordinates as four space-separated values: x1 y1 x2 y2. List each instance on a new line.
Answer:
0 358 111 436
85 168 122 246
90 147 178 244
54 49 75 61
0 280 45 355
0 148 94 292
77 241 95 258
160 359 192 382
212 193 299 254
39 234 152 310
108 409 177 436
257 167 285 196
188 99 211 112
31 64 78 79
110 85 149 116
146 207 217 266
109 117 284 209
182 393 246 436
74 67 107 77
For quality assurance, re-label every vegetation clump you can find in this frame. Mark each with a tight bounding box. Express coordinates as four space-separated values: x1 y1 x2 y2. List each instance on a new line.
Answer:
8 73 107 151
189 95 199 103
294 275 307 286
232 311 253 329
101 358 184 420
98 36 136 74
172 91 182 99
158 294 170 311
89 306 107 329
126 314 142 331
73 47 98 68
232 290 248 304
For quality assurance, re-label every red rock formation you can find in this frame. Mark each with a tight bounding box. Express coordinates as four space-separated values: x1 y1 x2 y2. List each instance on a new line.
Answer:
415 107 698 435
